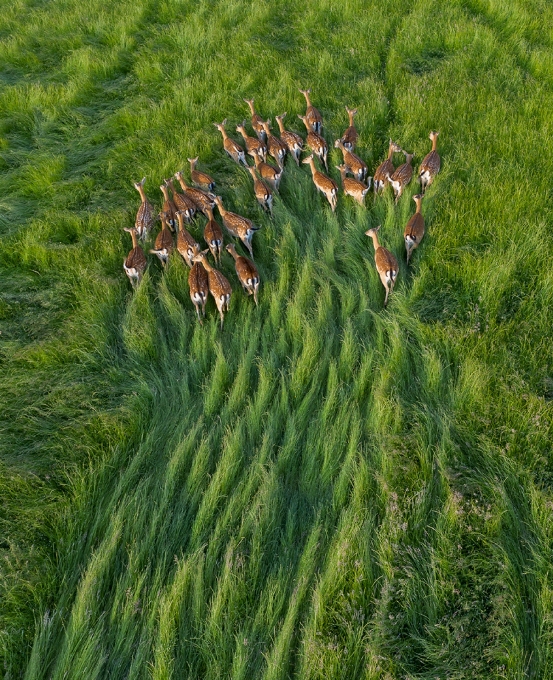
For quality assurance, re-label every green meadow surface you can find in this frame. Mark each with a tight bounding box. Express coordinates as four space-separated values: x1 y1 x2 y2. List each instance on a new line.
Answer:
2 0 553 677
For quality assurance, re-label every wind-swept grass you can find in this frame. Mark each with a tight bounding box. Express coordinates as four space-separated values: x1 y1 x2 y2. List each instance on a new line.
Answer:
2 0 553 678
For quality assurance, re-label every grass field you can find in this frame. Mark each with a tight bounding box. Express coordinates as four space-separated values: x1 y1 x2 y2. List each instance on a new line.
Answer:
2 0 553 677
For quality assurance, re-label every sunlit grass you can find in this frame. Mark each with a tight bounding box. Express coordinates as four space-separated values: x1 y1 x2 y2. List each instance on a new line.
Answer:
1 0 553 677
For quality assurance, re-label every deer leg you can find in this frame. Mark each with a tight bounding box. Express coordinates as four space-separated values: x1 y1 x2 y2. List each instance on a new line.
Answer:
195 303 203 325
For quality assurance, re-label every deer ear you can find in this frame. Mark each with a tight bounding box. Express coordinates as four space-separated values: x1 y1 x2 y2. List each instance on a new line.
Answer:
201 249 209 256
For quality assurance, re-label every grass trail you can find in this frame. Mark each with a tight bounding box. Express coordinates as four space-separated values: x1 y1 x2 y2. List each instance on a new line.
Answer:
1 0 553 677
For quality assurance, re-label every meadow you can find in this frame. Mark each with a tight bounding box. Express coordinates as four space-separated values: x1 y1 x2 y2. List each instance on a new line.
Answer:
1 0 553 677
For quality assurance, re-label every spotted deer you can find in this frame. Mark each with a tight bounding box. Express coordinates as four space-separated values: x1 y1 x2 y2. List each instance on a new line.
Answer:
244 98 267 142
188 243 209 323
188 157 215 191
149 212 174 266
123 227 147 287
226 243 260 306
373 140 402 194
336 165 371 206
133 177 156 240
387 152 414 203
274 113 303 166
404 194 425 265
214 196 260 260
191 249 232 329
298 114 328 171
299 88 322 133
365 225 399 306
214 120 247 166
418 131 440 193
339 107 358 151
303 154 338 212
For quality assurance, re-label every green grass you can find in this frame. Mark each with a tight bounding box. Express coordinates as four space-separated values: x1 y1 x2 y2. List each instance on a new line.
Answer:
2 0 553 677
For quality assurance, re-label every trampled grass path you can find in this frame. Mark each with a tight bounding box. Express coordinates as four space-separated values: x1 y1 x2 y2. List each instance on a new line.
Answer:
1 0 553 677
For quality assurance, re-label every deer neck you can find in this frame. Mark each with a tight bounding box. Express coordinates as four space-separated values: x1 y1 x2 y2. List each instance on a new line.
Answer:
199 256 213 273
131 230 139 248
369 232 380 249
176 176 187 191
431 136 438 152
276 118 285 133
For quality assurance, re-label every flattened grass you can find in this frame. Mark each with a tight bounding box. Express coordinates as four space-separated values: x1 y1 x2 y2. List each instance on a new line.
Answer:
1 0 553 677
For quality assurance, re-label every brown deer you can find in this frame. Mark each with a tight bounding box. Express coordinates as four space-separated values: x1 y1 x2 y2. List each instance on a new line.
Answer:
373 140 402 194
236 122 268 162
226 244 260 306
187 157 215 191
188 243 209 323
274 113 303 166
260 120 287 169
133 177 156 240
243 98 267 142
191 249 232 329
404 194 425 265
252 151 282 192
339 107 358 151
123 227 147 287
213 196 260 259
174 171 215 217
365 225 399 306
165 178 196 223
298 114 328 171
303 154 338 212
418 131 440 193
149 212 174 267
160 183 178 232
247 165 273 215
336 165 371 206
203 206 224 265
175 211 200 267
214 120 247 166
334 139 368 181
387 152 414 203
299 88 322 133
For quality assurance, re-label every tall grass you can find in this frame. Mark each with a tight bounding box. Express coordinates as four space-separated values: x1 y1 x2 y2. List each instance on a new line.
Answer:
2 0 553 677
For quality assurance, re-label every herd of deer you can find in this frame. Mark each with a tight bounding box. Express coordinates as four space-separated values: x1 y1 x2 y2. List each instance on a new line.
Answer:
124 89 441 324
